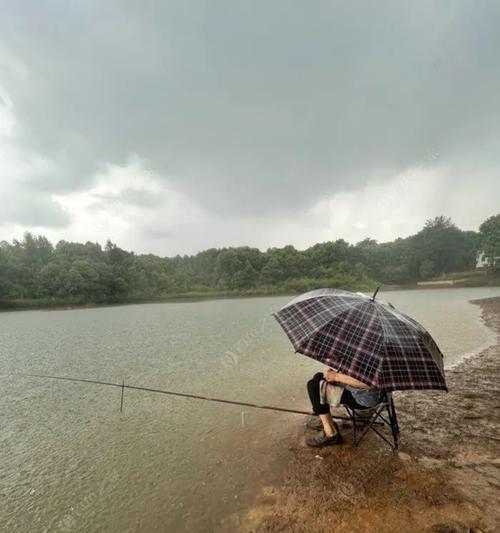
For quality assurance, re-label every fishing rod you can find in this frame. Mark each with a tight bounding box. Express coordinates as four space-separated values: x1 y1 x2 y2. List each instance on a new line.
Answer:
6 373 500 446
7 371 355 421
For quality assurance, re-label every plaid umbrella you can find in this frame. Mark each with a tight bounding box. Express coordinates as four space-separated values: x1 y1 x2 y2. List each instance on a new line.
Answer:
273 288 447 392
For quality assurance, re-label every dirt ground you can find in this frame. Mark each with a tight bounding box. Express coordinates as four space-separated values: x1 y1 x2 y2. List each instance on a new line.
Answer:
239 297 500 533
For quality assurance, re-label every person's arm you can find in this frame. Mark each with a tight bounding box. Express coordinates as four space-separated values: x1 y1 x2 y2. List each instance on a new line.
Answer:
323 368 369 389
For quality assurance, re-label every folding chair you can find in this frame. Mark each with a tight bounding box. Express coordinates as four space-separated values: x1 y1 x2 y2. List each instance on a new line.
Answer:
341 391 399 450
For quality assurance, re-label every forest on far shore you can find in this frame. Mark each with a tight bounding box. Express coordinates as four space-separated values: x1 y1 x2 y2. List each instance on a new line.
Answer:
0 214 499 308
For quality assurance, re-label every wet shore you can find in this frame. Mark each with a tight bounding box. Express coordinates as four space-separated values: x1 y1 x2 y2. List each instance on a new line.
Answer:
236 297 500 533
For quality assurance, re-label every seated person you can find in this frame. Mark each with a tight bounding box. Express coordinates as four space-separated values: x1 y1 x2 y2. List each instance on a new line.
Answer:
305 368 382 447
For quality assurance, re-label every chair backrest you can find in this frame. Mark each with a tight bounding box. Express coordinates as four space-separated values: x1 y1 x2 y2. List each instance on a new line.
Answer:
355 389 390 411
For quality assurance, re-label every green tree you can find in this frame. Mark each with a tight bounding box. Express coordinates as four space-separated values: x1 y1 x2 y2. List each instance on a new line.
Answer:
231 260 258 289
0 246 10 299
408 216 475 277
418 259 434 279
260 255 285 285
478 214 500 270
380 264 409 284
0 215 496 307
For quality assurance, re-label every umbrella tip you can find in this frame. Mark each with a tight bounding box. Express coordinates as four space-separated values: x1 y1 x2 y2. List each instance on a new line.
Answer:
371 286 380 301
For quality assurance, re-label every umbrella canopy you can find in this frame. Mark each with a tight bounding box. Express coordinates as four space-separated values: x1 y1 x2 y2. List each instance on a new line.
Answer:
273 288 447 392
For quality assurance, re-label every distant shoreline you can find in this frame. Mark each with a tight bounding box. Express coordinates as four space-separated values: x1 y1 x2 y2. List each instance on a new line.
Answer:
1 281 499 312
0 290 296 312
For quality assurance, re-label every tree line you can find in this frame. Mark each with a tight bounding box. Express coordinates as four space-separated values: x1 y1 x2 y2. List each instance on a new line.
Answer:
0 214 498 307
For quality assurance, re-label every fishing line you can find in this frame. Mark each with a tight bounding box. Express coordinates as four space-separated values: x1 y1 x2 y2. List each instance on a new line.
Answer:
7 371 332 418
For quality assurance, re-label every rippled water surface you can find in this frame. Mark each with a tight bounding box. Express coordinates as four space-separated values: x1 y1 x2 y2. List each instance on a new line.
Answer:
1 287 499 532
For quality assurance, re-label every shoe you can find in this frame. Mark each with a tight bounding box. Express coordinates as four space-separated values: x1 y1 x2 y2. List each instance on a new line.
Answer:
306 430 344 448
306 415 324 430
306 416 341 433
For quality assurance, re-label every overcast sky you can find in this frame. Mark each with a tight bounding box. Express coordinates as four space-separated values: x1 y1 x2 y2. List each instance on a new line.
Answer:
0 1 499 256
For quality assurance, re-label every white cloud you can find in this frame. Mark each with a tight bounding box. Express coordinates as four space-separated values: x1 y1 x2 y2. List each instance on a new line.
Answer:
1 149 498 256
48 157 202 254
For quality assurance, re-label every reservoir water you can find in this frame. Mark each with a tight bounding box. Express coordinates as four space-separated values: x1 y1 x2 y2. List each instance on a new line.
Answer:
1 287 499 532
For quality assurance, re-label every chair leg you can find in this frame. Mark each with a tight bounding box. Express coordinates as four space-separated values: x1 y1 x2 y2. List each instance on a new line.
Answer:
344 403 399 451
344 406 358 445
388 397 399 450
352 405 385 447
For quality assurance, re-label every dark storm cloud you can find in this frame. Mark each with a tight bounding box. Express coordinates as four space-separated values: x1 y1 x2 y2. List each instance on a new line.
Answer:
1 0 499 224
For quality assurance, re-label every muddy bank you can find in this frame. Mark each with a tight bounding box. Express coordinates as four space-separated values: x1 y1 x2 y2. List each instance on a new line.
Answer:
236 297 500 533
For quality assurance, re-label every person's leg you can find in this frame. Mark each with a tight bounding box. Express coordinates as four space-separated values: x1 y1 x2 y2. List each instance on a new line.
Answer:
306 373 338 438
306 373 328 413
319 414 337 437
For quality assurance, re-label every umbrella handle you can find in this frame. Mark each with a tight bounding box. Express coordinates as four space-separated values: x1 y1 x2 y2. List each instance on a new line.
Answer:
371 286 380 301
